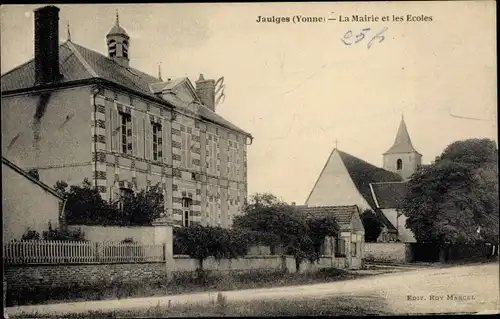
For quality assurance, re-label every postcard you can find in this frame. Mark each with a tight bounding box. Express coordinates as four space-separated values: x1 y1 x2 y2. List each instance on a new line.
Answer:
1 1 498 317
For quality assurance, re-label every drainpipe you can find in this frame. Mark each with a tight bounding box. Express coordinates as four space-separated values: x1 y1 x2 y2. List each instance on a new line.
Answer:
91 87 100 189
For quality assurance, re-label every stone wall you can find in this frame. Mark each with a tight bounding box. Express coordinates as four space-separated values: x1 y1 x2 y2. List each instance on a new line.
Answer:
5 262 166 292
364 243 412 263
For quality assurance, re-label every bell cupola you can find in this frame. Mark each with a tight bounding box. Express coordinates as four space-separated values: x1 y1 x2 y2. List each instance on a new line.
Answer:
106 10 130 67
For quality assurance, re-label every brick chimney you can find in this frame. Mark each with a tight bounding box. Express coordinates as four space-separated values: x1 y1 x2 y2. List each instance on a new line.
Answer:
34 5 61 85
195 74 216 112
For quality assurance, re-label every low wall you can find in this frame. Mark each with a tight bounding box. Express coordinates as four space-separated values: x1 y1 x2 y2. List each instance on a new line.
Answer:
364 243 411 263
68 225 158 244
174 255 296 273
299 256 339 273
4 262 166 292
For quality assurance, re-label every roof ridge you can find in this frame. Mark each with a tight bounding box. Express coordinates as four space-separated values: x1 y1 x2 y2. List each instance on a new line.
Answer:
66 41 98 77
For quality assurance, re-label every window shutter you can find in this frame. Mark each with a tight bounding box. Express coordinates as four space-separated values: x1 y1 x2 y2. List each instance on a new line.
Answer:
162 120 168 164
212 142 216 174
186 133 191 169
181 132 186 167
145 119 151 160
111 107 120 152
132 114 138 156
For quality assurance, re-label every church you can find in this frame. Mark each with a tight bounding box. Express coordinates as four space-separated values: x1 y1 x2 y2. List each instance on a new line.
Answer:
304 116 422 243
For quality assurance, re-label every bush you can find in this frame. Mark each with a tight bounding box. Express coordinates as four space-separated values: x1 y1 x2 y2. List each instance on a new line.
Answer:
43 226 86 241
20 228 41 241
54 179 164 227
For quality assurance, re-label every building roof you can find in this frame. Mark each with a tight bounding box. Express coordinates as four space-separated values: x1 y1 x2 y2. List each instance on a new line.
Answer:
1 41 251 138
298 205 359 230
384 116 421 155
337 150 404 211
2 156 64 200
370 181 409 209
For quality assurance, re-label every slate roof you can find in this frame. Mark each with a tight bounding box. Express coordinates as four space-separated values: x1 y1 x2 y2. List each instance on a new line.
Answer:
337 150 403 211
384 116 421 155
370 181 409 209
298 205 359 230
2 156 64 200
1 41 251 137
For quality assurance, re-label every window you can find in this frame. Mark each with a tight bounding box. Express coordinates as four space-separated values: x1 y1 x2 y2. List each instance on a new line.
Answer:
120 112 132 154
122 40 129 58
118 187 133 211
108 39 116 57
396 159 403 170
351 242 357 257
335 238 346 257
152 123 163 161
182 197 192 227
183 211 189 227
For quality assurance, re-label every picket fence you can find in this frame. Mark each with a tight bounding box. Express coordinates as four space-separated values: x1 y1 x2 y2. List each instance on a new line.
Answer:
3 240 166 265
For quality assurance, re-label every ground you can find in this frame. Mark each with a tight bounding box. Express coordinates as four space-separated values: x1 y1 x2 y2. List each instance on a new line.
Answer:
5 263 499 317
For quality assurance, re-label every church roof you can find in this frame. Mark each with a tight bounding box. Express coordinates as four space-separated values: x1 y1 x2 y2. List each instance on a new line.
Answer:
337 150 404 210
384 116 421 155
298 205 359 230
370 181 408 209
1 41 251 137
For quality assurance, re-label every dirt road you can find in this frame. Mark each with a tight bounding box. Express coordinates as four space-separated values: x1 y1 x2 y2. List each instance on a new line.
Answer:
5 263 499 317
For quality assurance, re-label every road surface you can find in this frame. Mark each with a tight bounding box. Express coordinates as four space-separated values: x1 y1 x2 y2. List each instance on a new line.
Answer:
5 263 499 317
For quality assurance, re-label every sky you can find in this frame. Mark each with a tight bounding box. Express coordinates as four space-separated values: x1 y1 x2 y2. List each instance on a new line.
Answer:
1 2 497 204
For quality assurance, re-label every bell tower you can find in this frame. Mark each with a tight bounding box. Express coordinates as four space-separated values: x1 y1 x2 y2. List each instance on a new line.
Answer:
106 10 130 67
383 115 422 180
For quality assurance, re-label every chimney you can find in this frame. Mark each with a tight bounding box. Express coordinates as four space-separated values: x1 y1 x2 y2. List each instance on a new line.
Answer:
195 74 216 112
34 5 61 85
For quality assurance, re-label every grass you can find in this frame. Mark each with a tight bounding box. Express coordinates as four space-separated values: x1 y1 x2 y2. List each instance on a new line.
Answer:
6 268 374 307
10 293 392 317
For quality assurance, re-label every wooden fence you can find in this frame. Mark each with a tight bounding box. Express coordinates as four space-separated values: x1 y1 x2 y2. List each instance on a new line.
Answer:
3 240 166 265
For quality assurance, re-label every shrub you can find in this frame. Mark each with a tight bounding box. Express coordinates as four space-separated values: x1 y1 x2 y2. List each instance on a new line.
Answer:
20 228 41 241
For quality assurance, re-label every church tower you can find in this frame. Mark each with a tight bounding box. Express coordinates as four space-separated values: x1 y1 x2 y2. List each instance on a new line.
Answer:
383 115 422 180
106 11 130 67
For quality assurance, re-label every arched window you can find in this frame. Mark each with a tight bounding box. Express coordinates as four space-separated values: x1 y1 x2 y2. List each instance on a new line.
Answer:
396 159 403 170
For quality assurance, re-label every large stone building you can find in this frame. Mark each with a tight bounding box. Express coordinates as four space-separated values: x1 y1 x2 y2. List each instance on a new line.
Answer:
304 116 421 243
1 6 252 228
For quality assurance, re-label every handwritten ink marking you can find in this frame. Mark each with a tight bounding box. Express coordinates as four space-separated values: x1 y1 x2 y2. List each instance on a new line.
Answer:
367 27 388 49
341 27 388 49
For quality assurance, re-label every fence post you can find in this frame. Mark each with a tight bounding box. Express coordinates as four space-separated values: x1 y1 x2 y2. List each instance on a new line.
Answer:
95 242 100 262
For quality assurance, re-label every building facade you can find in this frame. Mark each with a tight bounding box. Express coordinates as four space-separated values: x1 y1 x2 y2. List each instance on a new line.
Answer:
2 157 63 242
1 6 252 228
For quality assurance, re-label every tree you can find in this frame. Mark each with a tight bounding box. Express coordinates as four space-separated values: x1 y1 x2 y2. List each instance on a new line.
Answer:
361 209 383 242
54 179 164 226
121 184 164 226
233 193 339 271
403 138 499 244
55 179 116 226
173 225 249 278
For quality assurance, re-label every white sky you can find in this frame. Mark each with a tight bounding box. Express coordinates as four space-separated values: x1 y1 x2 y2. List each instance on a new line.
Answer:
1 2 497 204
